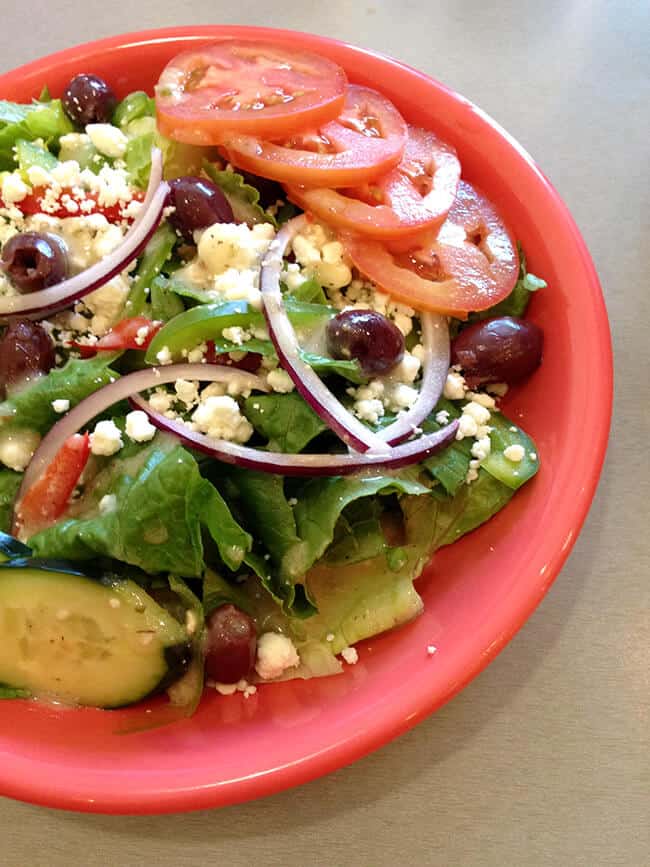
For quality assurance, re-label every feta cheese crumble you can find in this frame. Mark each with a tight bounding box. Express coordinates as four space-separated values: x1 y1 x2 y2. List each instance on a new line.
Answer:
255 632 300 680
86 124 128 159
341 646 359 665
503 444 525 463
51 399 70 413
89 419 123 456
266 368 295 393
125 410 156 443
191 395 253 443
0 429 40 472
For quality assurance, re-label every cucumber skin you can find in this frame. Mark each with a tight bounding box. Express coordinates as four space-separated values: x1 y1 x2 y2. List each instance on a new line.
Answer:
0 563 192 708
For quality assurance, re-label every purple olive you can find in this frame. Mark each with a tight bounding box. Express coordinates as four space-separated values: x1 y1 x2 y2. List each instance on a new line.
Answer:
0 319 56 398
326 309 405 376
166 176 234 242
451 316 543 387
1 232 68 294
62 73 117 125
204 604 257 684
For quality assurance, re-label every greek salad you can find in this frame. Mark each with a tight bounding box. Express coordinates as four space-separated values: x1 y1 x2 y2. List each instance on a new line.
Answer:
0 41 545 714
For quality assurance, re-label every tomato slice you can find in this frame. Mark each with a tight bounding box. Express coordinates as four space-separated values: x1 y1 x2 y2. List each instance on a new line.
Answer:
341 181 519 316
14 187 143 223
155 41 347 144
16 433 90 536
285 126 460 238
70 317 162 356
223 85 408 188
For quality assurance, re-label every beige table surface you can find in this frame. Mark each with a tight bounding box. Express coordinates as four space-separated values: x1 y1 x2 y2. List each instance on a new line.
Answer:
0 2 647 865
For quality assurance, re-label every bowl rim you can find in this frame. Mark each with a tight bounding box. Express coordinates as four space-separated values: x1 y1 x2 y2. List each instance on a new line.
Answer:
0 24 613 815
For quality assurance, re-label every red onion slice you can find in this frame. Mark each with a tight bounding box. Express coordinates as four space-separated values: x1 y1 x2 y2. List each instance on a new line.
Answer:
0 149 168 321
130 393 458 477
17 363 268 504
260 216 391 455
378 311 450 446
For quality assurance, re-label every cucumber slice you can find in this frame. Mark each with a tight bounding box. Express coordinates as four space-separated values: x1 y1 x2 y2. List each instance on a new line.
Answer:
0 563 190 708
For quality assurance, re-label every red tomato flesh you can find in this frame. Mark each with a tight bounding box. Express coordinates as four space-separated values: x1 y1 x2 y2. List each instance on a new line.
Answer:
223 85 408 188
155 41 347 144
341 181 519 316
16 433 91 536
285 126 460 238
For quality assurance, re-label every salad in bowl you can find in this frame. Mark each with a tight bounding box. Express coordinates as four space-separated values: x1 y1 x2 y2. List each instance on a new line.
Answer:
0 39 545 715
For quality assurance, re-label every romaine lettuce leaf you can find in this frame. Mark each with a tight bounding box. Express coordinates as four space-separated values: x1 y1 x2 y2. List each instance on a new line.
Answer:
0 99 73 169
0 353 120 434
0 470 21 533
243 392 328 453
202 162 277 227
292 474 430 575
28 441 252 578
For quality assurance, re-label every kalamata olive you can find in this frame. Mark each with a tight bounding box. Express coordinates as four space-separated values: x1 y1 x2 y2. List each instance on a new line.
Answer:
326 308 405 376
62 73 117 125
204 604 257 684
1 232 68 293
450 316 543 387
0 319 56 398
166 176 234 242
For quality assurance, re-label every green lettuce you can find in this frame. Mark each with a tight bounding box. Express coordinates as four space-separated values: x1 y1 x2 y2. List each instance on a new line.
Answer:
0 470 21 533
0 354 119 434
28 440 252 578
202 162 276 227
0 98 73 169
243 392 328 453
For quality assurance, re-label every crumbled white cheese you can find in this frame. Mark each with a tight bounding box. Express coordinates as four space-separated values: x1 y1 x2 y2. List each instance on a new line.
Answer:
466 391 496 409
291 221 352 290
390 351 421 384
98 493 118 515
0 429 40 472
503 444 525 463
134 325 151 346
385 382 419 412
174 379 199 406
221 325 249 346
341 646 359 665
198 221 274 275
191 395 253 443
155 346 173 365
255 632 300 680
463 400 492 426
125 410 156 443
443 370 467 400
148 389 173 413
354 398 385 424
266 368 295 393
471 435 492 461
51 399 70 413
1 173 30 204
82 275 130 336
435 409 450 425
456 414 479 440
89 419 123 456
86 124 128 159
26 164 53 187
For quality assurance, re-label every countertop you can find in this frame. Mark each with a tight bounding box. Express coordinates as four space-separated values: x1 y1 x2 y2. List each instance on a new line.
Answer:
0 2 647 865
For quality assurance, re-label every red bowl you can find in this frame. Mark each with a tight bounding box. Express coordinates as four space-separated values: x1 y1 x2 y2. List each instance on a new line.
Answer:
0 26 612 814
